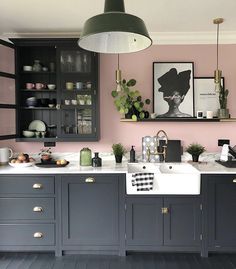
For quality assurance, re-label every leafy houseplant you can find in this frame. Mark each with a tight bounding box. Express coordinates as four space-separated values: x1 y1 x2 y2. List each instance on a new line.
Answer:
218 86 229 118
111 79 150 120
186 143 205 162
112 143 127 163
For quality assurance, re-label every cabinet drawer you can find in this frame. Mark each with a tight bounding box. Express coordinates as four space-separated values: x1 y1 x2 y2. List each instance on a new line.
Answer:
0 176 55 195
0 224 55 246
0 198 54 220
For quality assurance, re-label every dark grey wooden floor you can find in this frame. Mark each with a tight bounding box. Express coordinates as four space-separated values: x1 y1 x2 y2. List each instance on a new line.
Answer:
0 253 236 269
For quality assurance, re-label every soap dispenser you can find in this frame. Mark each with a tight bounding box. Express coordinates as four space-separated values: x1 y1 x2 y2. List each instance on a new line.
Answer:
130 146 136 163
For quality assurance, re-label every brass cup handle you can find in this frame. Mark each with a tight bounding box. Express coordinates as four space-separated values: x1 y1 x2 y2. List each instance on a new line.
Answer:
85 177 95 183
161 207 169 214
33 232 43 238
33 206 43 212
233 179 236 183
32 183 43 189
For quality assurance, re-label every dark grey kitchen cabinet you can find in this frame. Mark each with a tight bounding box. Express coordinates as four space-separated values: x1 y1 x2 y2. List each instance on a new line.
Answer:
125 196 201 250
0 175 57 253
126 197 163 246
9 38 99 142
61 174 122 251
163 197 201 247
204 174 236 250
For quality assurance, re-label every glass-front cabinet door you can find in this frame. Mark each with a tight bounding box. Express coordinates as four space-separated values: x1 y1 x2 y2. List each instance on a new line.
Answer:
9 38 99 142
58 45 99 141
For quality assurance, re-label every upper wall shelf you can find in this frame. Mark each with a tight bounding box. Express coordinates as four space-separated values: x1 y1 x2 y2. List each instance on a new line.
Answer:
120 118 236 122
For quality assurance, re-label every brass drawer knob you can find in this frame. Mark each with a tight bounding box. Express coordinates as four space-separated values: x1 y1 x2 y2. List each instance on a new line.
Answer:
233 179 236 183
33 232 43 238
85 177 95 183
161 207 169 214
33 206 43 212
32 183 43 189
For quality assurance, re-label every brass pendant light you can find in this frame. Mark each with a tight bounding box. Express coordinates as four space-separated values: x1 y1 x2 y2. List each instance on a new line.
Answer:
116 54 122 92
213 18 224 93
78 0 152 54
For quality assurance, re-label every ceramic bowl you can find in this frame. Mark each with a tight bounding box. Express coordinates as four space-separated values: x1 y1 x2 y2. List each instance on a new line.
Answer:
26 97 37 107
47 84 56 90
23 66 33 71
22 130 35 138
40 98 49 107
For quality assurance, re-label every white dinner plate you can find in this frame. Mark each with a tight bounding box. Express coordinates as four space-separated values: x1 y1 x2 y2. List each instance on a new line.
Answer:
9 162 35 168
28 120 46 132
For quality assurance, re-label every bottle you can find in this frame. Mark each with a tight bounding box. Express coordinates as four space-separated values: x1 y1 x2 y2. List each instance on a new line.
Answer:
80 148 92 166
130 145 136 163
92 152 102 167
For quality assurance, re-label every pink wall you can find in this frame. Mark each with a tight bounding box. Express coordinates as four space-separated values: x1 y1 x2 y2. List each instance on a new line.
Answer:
1 44 236 153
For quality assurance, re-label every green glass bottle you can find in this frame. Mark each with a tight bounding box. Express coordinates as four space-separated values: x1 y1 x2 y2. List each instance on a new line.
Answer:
80 147 92 166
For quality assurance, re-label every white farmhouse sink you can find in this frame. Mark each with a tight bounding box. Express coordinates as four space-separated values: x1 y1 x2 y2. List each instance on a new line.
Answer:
126 162 200 195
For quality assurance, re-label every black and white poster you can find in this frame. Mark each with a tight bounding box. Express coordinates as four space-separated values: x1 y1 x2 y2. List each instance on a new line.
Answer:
153 62 194 118
194 77 224 117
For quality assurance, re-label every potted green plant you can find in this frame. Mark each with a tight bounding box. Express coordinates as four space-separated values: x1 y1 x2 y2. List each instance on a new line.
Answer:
186 143 205 162
218 86 229 118
111 79 150 120
112 143 127 163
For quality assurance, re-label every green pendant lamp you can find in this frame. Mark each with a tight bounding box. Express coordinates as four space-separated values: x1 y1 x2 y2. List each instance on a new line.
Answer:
78 0 152 53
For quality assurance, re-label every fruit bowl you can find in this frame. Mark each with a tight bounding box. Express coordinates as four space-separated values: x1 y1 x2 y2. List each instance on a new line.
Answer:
9 153 35 168
9 162 35 168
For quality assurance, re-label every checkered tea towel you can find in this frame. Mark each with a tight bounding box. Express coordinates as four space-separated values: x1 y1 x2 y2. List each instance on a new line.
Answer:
132 173 154 191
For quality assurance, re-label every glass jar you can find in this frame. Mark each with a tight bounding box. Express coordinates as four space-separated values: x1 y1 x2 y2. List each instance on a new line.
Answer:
80 147 92 166
32 60 42 72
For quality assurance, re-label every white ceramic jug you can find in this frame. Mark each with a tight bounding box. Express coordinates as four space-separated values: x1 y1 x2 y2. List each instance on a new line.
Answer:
0 147 13 164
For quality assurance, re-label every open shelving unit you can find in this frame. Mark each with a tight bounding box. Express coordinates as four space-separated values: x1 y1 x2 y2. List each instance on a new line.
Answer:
120 118 236 122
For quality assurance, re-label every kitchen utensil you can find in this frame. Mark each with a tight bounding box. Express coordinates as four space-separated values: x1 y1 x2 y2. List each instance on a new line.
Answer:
26 83 35 89
40 98 49 107
47 84 56 90
23 66 33 71
9 162 35 168
0 147 13 164
28 120 46 132
35 83 45 90
35 161 69 168
22 130 35 138
26 97 37 107
75 82 84 90
66 82 74 90
32 60 42 72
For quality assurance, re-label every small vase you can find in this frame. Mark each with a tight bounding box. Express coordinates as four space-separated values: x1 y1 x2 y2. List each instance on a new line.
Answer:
33 60 42 72
80 147 92 166
92 152 102 167
41 154 52 163
192 155 199 162
115 155 123 163
218 108 229 119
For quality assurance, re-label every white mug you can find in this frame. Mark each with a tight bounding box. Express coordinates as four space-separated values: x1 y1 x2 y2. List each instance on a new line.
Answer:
0 147 13 164
206 110 214 119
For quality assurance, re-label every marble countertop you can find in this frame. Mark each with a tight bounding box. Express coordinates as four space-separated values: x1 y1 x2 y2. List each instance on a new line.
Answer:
0 152 236 175
0 160 128 175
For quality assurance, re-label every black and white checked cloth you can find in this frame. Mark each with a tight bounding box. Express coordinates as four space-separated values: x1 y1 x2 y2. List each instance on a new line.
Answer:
132 173 154 191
